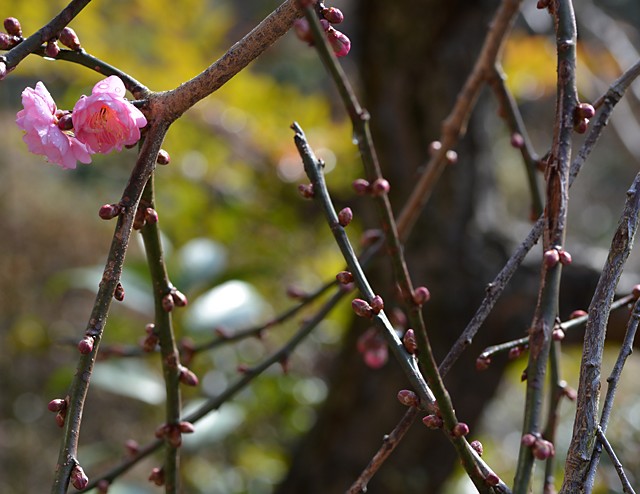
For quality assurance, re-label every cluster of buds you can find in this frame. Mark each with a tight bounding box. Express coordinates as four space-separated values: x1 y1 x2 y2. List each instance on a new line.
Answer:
573 102 596 134
1 17 22 49
161 286 188 313
521 433 556 460
48 397 69 427
351 296 384 318
155 421 195 448
543 246 572 268
294 4 350 58
352 177 391 197
133 204 159 230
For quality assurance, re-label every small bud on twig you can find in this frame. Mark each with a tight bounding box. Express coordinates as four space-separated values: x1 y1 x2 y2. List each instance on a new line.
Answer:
403 328 418 354
44 40 60 58
336 271 353 284
114 282 125 301
322 7 344 24
298 183 315 199
98 203 121 220
352 298 374 318
70 464 89 490
59 27 81 50
4 17 22 37
162 293 175 312
370 295 384 314
452 422 470 437
78 336 94 354
397 389 419 407
156 149 171 165
370 178 390 196
470 439 483 456
476 355 491 371
352 178 370 195
149 467 164 486
422 414 443 429
412 286 431 306
178 365 199 386
337 207 353 227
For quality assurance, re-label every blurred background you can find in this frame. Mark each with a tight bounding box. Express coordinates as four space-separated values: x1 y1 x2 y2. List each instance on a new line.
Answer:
1 1 640 493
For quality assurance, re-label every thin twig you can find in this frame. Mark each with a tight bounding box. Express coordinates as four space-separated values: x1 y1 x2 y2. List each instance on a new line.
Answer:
346 408 420 494
140 175 183 493
594 426 637 494
1 0 92 71
584 297 640 491
560 172 640 493
513 2 578 492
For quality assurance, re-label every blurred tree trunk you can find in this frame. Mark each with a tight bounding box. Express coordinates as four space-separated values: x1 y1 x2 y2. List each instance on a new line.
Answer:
277 1 596 492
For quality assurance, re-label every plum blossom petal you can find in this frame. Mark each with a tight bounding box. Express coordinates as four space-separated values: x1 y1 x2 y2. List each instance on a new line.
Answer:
72 76 147 154
16 82 92 169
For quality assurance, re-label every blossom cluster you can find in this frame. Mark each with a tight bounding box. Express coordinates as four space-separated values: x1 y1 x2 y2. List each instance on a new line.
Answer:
16 76 147 169
294 5 351 58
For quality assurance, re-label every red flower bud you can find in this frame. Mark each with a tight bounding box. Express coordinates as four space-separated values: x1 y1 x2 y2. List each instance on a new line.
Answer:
521 433 536 447
293 18 313 45
508 346 523 359
156 149 171 165
125 439 139 456
338 207 353 227
298 183 315 199
0 33 19 50
178 365 199 386
476 355 491 371
44 40 60 58
633 284 640 299
452 422 469 437
144 207 158 224
162 293 175 312
352 178 370 195
114 282 125 302
171 289 188 307
370 178 390 196
78 336 94 354
98 203 120 220
55 410 66 427
326 27 351 58
370 295 384 314
413 286 431 305
322 7 344 24
470 439 484 456
352 298 373 318
336 271 353 284
149 467 164 486
70 464 89 490
552 328 565 341
576 102 595 120
403 328 418 354
48 398 67 412
510 133 524 149
570 309 587 319
485 473 500 486
574 118 588 134
543 249 560 268
179 421 195 433
57 113 73 131
422 414 443 429
59 27 81 50
4 17 22 36
559 250 572 265
532 439 555 460
397 389 419 407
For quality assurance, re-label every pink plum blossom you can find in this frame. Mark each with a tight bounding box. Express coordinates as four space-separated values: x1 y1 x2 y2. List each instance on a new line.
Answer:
72 76 147 154
16 82 92 169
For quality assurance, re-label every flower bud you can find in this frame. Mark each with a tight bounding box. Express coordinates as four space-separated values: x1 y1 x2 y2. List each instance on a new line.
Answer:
452 422 469 437
59 27 81 50
70 464 89 490
293 18 313 45
445 150 458 165
403 328 417 354
633 284 640 299
125 439 139 456
156 149 170 165
575 102 595 120
429 141 442 155
370 295 384 314
149 467 164 486
78 336 94 354
485 473 500 487
570 309 587 319
476 355 491 371
114 282 125 302
558 250 572 265
179 421 195 433
97 479 110 493
532 439 555 460
397 389 419 407
4 17 22 36
56 112 74 131
352 298 373 318
352 178 370 195
552 328 565 341
322 7 344 24
167 426 182 447
178 365 199 386
370 178 390 196
298 183 315 199
133 207 146 230
573 118 588 134
48 398 67 412
508 346 523 359
543 249 560 268
412 286 431 305
326 27 351 57
0 33 19 50
142 333 159 352
510 133 524 149
422 414 443 429
55 410 66 427
336 271 353 284
171 289 188 307
470 439 483 456
521 433 536 447
144 207 158 224
338 207 353 227
162 293 175 312
98 203 120 220
44 40 60 58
